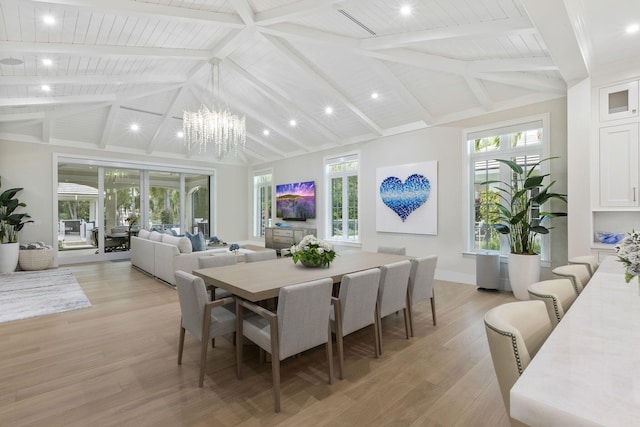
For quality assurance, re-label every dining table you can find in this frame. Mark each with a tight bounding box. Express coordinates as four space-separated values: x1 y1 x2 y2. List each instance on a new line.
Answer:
193 250 410 302
510 256 640 426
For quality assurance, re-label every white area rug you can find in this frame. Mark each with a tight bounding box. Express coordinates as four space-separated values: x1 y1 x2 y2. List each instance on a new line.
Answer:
0 268 91 323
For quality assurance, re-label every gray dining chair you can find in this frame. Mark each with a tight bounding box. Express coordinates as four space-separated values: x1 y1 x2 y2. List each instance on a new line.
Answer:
527 279 577 326
377 246 406 255
244 249 278 263
331 268 381 379
198 254 237 300
552 264 591 295
235 277 335 412
408 255 438 336
484 300 552 425
376 260 412 354
568 255 599 277
175 270 236 387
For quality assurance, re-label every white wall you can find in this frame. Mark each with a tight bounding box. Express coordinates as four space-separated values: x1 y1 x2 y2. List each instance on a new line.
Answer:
254 97 568 285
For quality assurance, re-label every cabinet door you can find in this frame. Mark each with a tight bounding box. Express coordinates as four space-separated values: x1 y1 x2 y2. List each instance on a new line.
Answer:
600 124 639 207
600 81 639 122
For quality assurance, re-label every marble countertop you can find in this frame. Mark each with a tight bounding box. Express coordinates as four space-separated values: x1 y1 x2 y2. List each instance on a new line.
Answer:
510 256 640 426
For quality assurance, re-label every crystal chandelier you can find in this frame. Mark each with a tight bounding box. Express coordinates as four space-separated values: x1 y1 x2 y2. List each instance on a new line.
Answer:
183 61 246 159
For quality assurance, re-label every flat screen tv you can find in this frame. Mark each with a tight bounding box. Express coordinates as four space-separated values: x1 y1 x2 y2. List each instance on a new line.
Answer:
276 181 315 220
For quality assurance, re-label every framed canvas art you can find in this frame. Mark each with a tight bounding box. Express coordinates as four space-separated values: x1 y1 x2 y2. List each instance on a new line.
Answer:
375 161 438 235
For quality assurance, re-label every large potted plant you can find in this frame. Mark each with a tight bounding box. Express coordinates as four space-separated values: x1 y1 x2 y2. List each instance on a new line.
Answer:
0 176 33 273
481 158 567 299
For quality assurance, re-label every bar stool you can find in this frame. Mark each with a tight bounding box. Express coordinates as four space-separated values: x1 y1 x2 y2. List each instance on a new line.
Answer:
568 255 599 277
527 279 577 326
552 264 591 295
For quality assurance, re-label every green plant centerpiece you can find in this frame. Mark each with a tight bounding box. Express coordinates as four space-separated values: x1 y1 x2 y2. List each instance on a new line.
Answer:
481 157 567 254
287 235 337 268
0 176 33 244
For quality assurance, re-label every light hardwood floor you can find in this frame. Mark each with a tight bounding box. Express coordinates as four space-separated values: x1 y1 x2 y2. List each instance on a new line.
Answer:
0 261 517 426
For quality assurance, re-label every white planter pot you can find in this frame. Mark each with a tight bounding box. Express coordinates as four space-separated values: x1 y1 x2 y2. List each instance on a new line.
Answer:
507 253 541 300
0 242 20 274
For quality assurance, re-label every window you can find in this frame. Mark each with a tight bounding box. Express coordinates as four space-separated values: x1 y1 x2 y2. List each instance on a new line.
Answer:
326 154 359 242
465 116 550 260
253 172 272 237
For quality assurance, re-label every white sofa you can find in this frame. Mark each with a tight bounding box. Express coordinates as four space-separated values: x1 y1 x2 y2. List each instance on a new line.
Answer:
130 229 240 286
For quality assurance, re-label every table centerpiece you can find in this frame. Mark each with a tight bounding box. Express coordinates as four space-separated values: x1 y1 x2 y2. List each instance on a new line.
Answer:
287 234 336 268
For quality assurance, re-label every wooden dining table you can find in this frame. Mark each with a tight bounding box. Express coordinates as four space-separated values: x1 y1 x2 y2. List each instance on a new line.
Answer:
193 251 410 302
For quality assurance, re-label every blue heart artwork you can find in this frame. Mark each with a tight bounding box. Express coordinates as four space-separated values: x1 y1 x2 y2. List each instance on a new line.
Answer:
379 174 431 222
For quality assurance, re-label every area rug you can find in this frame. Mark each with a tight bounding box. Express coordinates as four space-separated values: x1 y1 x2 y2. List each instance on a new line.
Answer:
0 268 91 323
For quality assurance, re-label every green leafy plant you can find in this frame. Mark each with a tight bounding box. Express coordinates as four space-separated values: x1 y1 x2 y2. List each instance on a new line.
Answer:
287 235 337 267
480 158 567 255
0 176 33 244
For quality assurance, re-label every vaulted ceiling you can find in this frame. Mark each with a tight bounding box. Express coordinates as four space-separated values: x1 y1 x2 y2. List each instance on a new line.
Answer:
0 0 638 165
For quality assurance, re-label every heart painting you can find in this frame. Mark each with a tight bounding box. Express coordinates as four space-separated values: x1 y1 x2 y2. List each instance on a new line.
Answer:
379 174 431 221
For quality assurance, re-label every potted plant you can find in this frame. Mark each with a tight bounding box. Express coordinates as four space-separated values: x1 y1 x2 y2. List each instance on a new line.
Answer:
0 176 34 273
287 235 337 268
481 158 567 299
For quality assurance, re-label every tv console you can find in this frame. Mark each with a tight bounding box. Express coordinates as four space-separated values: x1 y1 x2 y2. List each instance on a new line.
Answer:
265 226 316 253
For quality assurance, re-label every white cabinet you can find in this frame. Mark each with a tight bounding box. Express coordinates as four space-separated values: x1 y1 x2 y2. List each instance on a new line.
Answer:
599 124 639 207
265 226 316 252
599 81 639 122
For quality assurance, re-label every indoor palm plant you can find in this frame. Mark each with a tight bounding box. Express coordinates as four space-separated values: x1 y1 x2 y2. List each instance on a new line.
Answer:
0 176 33 273
481 157 567 299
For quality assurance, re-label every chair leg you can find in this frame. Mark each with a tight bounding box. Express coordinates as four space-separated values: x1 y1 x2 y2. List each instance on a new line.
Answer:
403 308 410 339
212 338 215 348
336 330 344 380
270 322 281 413
236 300 243 380
430 294 437 326
373 314 380 359
326 324 334 385
199 326 211 387
407 290 415 337
376 303 383 356
177 324 185 365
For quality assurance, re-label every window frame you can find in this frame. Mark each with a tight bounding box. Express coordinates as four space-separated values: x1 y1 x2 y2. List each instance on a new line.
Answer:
252 169 273 238
324 152 360 244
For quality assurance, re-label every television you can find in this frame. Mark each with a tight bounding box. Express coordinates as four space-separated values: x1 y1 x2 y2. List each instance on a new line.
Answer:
276 181 315 220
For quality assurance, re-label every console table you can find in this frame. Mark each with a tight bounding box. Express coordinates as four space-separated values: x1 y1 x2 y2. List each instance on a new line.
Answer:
264 226 316 252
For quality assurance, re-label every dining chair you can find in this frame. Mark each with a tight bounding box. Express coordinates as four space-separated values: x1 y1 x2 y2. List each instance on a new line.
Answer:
330 268 381 379
484 300 553 425
552 264 591 295
376 260 412 355
175 270 236 387
568 255 599 277
527 279 577 326
244 249 278 263
408 255 438 336
235 277 335 412
198 254 237 300
377 246 406 255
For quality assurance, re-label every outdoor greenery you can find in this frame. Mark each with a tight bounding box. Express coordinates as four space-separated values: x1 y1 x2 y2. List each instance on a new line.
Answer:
0 176 32 244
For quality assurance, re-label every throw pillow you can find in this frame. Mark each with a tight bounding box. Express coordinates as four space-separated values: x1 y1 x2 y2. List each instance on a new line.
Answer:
186 231 206 252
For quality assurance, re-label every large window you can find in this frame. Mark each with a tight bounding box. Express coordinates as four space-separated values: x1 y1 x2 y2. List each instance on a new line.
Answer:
465 116 549 259
326 154 359 242
253 171 272 237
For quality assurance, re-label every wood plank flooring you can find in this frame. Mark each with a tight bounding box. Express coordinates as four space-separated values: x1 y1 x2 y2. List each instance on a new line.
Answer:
0 261 518 426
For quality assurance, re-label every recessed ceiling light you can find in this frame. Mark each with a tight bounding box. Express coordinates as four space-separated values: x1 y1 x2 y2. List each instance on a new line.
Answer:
325 106 334 115
130 123 140 131
400 5 412 16
263 129 270 136
41 84 51 92
627 23 640 34
0 57 24 66
289 119 297 127
371 92 379 99
176 131 184 138
42 58 53 66
43 15 55 25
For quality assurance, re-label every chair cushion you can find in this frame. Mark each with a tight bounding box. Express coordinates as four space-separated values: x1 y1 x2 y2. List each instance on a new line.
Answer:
186 231 206 252
149 231 163 242
137 229 150 239
162 234 192 254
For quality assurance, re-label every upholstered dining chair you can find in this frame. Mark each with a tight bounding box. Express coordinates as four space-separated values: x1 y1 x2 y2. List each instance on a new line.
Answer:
568 255 599 277
377 246 406 255
408 255 438 336
484 300 553 426
330 268 381 379
376 260 412 354
198 254 237 300
244 249 278 263
235 277 335 412
527 279 577 326
552 264 591 295
175 271 236 387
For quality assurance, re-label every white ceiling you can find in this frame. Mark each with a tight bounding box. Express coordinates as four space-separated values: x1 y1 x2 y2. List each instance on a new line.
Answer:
0 0 638 165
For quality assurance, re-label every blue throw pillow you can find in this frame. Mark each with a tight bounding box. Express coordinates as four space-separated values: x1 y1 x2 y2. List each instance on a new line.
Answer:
185 231 206 252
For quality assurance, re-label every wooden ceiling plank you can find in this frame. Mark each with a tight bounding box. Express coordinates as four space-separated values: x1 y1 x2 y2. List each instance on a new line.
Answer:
0 74 187 86
464 77 493 111
255 0 346 26
0 94 117 107
229 0 255 25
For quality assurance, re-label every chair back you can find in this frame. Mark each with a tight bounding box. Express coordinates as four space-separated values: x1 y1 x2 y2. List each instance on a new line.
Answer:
409 255 437 304
338 268 381 335
378 260 411 318
552 264 590 294
527 279 577 325
484 300 552 415
245 249 278 263
377 246 406 255
198 253 237 269
277 278 333 360
568 255 599 277
175 270 210 340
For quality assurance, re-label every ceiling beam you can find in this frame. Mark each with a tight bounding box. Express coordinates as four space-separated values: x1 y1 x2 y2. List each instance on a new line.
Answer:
464 77 493 111
99 102 121 149
475 72 566 93
0 74 187 86
255 0 345 26
229 0 255 25
146 87 185 154
0 94 117 107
